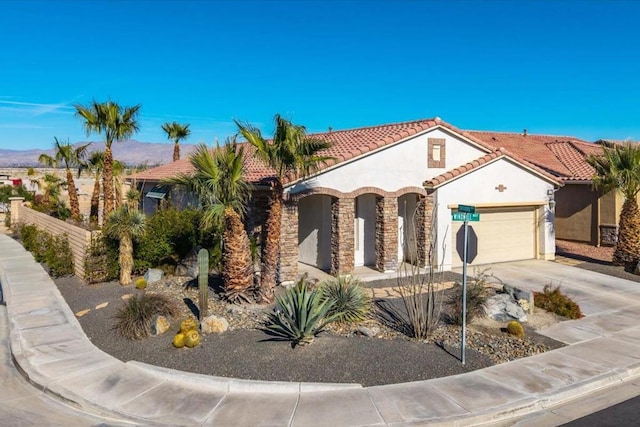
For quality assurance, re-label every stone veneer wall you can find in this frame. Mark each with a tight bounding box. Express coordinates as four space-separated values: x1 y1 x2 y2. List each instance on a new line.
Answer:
375 197 398 272
331 197 355 275
416 193 435 267
279 200 299 284
11 199 93 279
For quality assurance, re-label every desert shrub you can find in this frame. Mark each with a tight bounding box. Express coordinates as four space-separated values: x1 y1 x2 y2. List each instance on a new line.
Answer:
507 320 524 337
264 277 338 347
19 224 73 277
446 268 491 326
135 208 203 271
534 284 583 319
320 275 371 324
113 293 179 340
19 224 39 253
84 233 120 283
44 233 74 277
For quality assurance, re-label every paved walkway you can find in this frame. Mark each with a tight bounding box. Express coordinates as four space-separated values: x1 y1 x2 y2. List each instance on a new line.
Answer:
3 233 640 426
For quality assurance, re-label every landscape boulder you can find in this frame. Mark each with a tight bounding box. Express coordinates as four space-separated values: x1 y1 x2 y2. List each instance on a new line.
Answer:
201 315 229 334
151 315 170 335
175 247 200 278
484 293 528 322
144 268 164 284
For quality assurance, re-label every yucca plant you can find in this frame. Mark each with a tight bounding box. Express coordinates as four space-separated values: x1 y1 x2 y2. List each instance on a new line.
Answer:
265 277 338 347
321 275 371 324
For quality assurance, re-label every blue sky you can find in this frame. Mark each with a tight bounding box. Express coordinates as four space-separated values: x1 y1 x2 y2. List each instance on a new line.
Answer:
1 0 640 150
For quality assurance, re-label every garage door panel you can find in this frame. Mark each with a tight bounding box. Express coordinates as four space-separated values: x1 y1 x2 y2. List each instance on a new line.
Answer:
452 208 535 267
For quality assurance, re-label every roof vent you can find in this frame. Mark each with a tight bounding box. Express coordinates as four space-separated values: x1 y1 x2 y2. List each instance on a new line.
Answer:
523 129 528 137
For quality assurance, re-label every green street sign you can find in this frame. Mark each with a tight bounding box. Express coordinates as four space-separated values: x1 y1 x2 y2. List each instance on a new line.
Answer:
452 212 480 222
458 204 476 214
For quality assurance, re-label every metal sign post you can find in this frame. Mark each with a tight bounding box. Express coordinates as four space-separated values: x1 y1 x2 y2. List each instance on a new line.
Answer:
452 204 480 366
461 214 468 365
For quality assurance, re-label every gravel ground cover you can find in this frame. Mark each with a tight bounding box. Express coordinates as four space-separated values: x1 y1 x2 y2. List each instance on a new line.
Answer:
556 239 640 283
55 267 563 387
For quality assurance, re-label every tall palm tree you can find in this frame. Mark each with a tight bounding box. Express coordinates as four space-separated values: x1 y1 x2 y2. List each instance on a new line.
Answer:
74 100 141 222
103 205 145 285
235 114 334 303
161 122 191 161
168 140 254 302
38 137 90 221
587 143 640 265
112 159 126 210
84 151 105 226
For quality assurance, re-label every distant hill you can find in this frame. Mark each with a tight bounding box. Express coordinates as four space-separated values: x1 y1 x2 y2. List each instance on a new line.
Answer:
0 140 198 167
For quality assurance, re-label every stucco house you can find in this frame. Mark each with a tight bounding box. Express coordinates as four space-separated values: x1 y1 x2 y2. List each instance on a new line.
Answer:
130 118 566 283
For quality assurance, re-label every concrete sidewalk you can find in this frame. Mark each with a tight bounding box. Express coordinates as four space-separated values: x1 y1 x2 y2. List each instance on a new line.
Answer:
3 232 640 426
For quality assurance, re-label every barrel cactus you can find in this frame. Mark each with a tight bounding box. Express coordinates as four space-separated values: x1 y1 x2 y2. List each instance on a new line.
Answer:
184 330 201 348
180 318 198 334
172 333 186 348
507 320 524 337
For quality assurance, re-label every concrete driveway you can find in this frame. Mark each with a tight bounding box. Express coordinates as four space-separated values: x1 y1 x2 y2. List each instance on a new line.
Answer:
456 259 640 344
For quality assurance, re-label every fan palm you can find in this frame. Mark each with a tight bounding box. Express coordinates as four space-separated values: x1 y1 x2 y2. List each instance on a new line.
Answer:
235 114 334 303
103 205 145 285
161 122 191 161
39 173 65 206
168 140 254 302
84 151 105 226
38 137 90 221
74 100 141 222
587 143 640 265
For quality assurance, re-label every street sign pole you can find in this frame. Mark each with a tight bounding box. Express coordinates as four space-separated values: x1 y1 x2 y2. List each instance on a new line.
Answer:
461 214 468 365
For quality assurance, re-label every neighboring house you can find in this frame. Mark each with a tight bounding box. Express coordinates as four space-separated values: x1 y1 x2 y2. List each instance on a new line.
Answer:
129 118 563 282
468 131 623 246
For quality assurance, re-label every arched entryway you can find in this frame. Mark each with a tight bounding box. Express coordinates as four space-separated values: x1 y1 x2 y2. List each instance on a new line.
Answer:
398 193 419 263
355 194 376 266
297 194 332 270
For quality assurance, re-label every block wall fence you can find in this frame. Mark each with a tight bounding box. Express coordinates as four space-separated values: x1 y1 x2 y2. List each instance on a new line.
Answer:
9 197 95 279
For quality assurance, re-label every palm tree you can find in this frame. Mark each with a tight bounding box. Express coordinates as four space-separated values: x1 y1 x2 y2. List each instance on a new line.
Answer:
112 159 126 209
74 100 141 222
103 205 145 285
235 114 334 303
84 151 105 226
587 143 640 266
161 122 191 162
39 173 64 206
38 137 90 221
168 140 254 302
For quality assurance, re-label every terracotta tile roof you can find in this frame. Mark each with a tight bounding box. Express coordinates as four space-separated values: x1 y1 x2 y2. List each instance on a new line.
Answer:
465 131 602 181
423 148 561 189
130 117 469 184
129 118 598 185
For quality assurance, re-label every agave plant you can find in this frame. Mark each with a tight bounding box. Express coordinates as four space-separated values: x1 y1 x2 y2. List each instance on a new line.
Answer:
265 277 338 347
321 275 371 324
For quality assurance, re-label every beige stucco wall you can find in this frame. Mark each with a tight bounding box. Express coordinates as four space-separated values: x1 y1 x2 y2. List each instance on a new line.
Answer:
555 184 599 244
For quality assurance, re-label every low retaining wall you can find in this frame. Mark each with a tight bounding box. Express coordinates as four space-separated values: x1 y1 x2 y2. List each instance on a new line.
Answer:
10 198 93 279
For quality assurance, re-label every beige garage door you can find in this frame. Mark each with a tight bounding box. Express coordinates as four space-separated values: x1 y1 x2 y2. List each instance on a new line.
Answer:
451 207 536 267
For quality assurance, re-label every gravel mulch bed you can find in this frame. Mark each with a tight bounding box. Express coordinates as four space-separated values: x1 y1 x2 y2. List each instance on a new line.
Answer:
556 239 640 283
55 268 563 387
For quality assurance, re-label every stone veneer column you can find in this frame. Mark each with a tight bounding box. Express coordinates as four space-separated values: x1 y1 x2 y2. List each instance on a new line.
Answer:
9 197 24 228
331 197 354 276
416 193 435 267
278 199 298 285
375 196 398 272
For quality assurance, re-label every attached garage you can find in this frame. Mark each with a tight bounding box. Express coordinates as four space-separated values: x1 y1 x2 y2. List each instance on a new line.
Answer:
451 206 538 267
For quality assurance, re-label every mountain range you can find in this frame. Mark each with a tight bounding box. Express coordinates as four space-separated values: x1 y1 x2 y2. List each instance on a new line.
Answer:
0 140 198 167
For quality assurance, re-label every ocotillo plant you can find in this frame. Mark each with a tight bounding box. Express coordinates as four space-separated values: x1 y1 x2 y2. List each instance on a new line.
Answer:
198 248 209 319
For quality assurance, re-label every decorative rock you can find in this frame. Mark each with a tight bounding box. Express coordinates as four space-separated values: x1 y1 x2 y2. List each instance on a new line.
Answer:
75 309 90 317
121 294 133 300
484 294 528 322
201 315 229 334
357 326 380 337
151 315 170 335
175 247 201 278
95 302 109 309
144 268 164 284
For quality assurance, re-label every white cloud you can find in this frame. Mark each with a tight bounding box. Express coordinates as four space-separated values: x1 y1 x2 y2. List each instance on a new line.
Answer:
0 100 75 117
